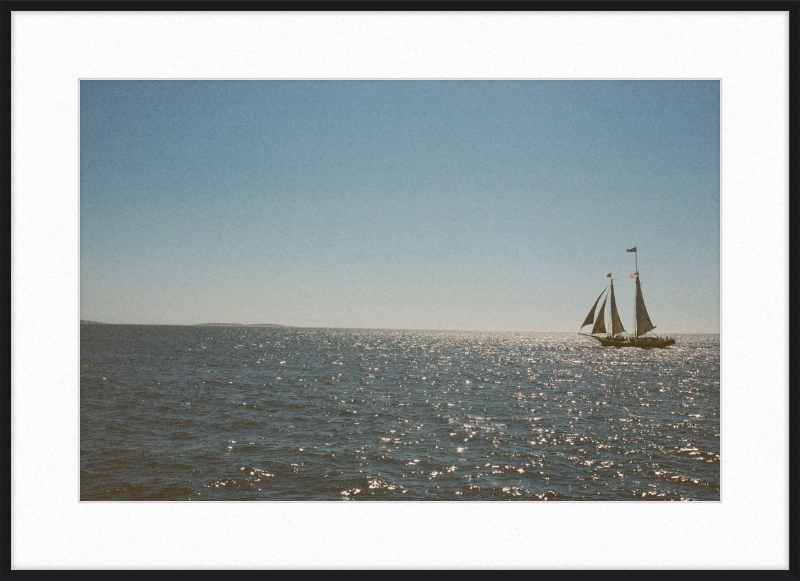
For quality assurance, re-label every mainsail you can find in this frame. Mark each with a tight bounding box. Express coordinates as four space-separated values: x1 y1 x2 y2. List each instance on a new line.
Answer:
581 288 607 329
591 296 608 334
609 281 626 336
634 277 656 336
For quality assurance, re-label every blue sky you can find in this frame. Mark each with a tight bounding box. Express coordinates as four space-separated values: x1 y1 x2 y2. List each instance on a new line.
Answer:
80 81 719 332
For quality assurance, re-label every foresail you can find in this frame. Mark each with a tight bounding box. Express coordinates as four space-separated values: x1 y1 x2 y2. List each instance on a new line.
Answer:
635 278 656 336
609 283 626 335
591 296 608 334
581 288 607 328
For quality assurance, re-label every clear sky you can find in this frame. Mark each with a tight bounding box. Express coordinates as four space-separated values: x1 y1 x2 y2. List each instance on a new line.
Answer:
80 80 719 332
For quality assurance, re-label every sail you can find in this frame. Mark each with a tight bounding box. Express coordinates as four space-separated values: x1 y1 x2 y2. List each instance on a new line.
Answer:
634 277 656 336
581 288 607 328
609 282 626 336
591 296 608 334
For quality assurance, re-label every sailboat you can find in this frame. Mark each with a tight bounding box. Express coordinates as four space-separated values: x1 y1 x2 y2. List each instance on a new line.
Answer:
579 248 676 348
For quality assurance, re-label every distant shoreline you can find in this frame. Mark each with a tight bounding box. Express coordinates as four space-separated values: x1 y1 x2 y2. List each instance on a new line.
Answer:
81 320 284 328
193 323 285 327
79 321 718 334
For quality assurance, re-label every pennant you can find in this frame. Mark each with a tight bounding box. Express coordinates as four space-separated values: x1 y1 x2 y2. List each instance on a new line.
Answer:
630 272 638 278
626 247 637 253
606 273 612 278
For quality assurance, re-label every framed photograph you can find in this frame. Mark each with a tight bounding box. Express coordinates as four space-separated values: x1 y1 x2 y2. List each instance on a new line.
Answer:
3 3 796 575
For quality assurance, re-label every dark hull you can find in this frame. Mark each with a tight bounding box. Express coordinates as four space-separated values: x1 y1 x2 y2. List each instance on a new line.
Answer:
591 335 676 349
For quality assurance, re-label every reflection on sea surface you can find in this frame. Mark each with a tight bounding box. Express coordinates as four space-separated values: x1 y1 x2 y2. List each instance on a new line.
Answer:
81 326 720 500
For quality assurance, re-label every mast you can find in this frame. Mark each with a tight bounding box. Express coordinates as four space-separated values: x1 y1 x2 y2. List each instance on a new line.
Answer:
609 279 626 336
634 276 656 337
627 246 657 337
634 250 639 336
634 252 638 335
627 246 639 336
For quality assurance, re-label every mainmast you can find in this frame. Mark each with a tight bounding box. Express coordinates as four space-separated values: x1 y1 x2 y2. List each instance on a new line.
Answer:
627 246 638 336
628 246 656 337
634 277 656 336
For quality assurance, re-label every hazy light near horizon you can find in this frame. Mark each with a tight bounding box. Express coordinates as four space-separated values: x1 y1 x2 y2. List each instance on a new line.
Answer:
81 80 720 333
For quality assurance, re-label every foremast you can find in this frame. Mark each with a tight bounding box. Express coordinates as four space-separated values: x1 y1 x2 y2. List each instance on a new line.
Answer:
580 276 625 338
608 278 626 337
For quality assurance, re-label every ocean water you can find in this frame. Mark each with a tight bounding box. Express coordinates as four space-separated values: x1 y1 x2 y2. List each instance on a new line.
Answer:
81 325 720 501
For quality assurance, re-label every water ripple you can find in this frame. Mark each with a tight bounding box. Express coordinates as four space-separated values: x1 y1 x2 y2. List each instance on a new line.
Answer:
82 326 720 500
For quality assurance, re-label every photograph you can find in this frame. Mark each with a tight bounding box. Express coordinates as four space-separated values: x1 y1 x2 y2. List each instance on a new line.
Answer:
80 79 720 501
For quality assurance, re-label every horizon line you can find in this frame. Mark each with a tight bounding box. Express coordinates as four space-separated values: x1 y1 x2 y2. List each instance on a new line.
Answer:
79 320 720 335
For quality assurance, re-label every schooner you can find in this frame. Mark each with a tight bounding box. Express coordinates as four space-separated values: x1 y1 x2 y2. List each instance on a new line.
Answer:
579 247 676 348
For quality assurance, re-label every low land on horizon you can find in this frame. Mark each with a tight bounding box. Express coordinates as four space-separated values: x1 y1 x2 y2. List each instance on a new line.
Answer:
80 320 284 328
79 320 717 335
194 323 285 327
